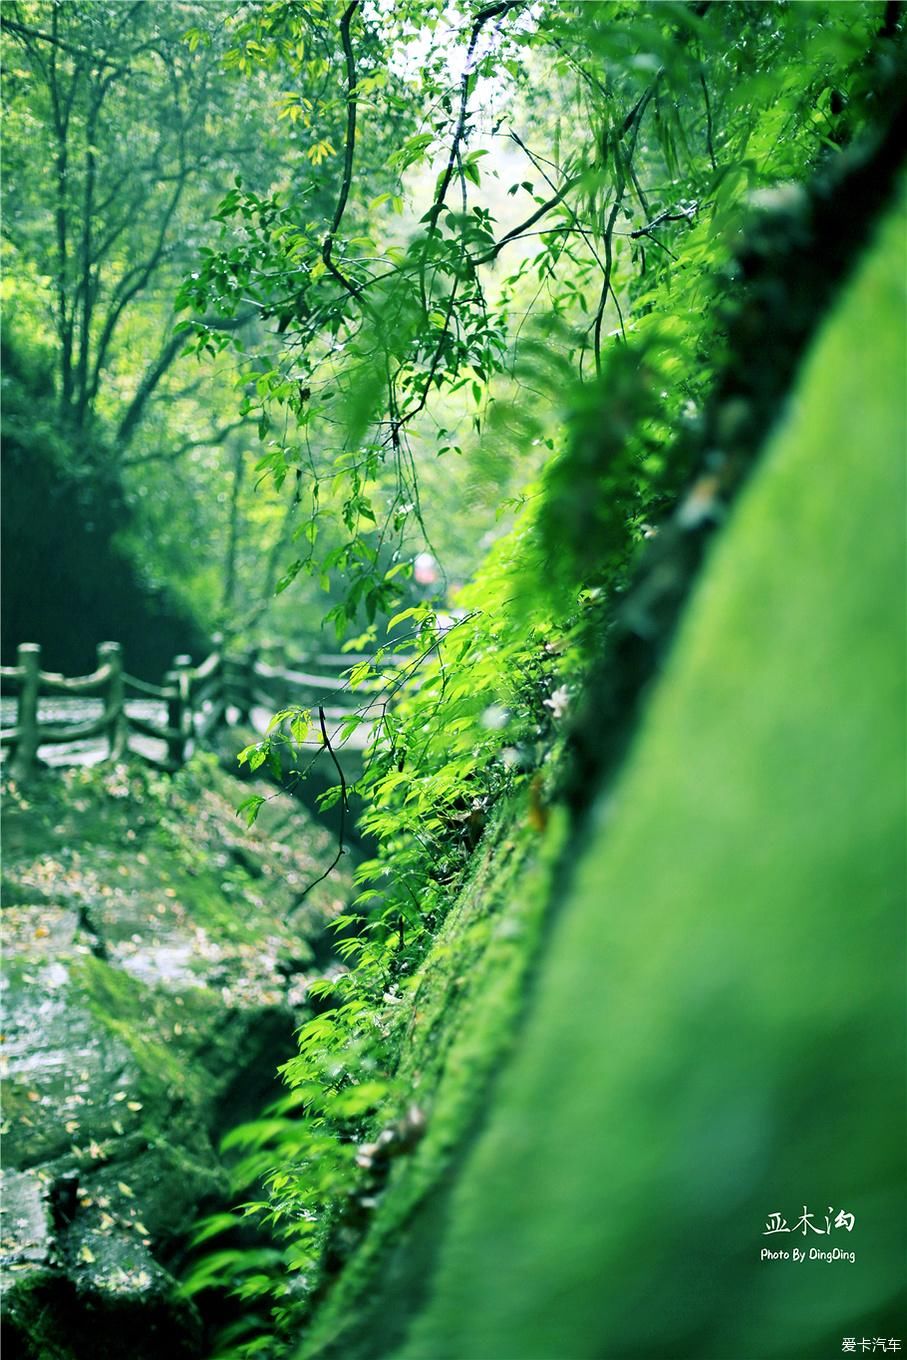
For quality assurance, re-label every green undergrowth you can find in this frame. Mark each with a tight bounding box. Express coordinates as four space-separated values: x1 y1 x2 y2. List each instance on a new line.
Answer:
186 779 569 1358
188 431 593 1355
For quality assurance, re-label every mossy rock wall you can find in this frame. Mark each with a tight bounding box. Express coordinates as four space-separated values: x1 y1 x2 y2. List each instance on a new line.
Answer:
294 187 906 1360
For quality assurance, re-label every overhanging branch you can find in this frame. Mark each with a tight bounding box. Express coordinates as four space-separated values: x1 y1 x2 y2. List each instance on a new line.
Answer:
1 15 128 72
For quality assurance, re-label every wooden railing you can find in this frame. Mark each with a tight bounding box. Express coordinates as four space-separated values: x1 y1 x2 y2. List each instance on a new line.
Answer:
0 638 380 780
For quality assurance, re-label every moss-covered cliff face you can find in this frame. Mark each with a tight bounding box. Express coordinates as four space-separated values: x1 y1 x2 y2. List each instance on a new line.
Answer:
289 190 906 1360
0 757 350 1360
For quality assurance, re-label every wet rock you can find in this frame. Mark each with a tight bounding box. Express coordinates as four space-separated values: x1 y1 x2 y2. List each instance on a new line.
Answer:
2 1256 203 1360
0 1170 53 1268
0 756 352 1357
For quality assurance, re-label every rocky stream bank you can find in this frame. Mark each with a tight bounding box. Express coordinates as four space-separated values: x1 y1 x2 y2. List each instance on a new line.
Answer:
1 754 350 1359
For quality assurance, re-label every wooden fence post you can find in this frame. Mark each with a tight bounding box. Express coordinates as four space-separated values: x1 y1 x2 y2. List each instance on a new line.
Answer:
11 643 40 781
165 654 193 767
98 641 125 760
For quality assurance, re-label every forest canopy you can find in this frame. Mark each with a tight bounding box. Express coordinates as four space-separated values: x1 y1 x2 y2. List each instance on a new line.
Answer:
4 0 898 657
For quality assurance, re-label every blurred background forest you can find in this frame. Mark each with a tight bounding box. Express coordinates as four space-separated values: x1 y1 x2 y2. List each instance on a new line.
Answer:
3 0 336 675
3 0 566 675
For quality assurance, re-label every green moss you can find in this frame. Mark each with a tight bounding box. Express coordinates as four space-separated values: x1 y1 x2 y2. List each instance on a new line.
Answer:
1 1266 79 1360
76 954 213 1103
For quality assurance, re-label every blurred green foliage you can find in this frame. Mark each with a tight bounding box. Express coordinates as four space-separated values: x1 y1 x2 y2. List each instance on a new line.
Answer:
0 0 391 650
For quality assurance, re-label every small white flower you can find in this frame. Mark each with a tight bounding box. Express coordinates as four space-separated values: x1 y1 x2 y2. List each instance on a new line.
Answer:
543 686 570 721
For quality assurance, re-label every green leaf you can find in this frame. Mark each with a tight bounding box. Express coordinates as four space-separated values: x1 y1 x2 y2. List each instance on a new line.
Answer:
387 606 420 633
236 794 265 826
290 711 311 744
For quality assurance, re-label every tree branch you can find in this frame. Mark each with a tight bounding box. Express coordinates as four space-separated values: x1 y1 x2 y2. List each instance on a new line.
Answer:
0 15 128 72
471 174 580 265
115 307 258 451
88 163 191 403
321 1 363 303
424 0 528 239
121 418 253 467
115 330 184 449
592 88 655 374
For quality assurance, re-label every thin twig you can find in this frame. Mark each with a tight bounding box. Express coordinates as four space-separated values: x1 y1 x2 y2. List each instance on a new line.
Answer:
699 71 717 171
633 231 677 261
293 705 349 906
